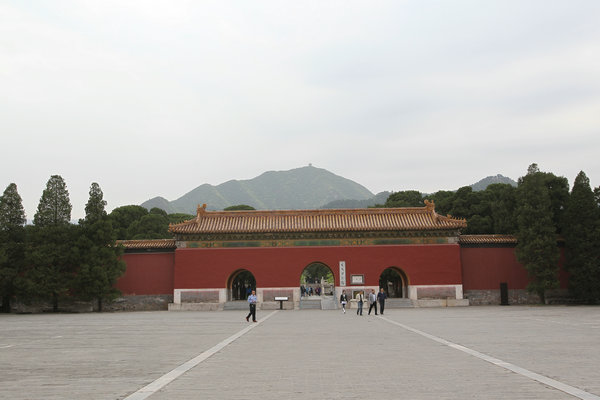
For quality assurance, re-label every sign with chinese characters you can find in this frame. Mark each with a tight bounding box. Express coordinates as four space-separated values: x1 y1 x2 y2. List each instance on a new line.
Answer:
339 261 346 286
351 274 364 285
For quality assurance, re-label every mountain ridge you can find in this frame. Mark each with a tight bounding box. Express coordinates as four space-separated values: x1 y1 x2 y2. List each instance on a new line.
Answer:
141 167 517 214
141 165 374 214
470 174 517 191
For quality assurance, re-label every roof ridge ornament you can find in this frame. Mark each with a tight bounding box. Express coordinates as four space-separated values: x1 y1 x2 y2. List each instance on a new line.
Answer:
196 203 207 221
424 199 439 222
424 199 435 212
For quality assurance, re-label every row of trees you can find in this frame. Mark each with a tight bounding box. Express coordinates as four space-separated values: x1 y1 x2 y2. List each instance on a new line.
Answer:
1 165 598 310
0 176 125 312
108 205 192 240
0 177 236 312
383 164 600 303
107 204 251 240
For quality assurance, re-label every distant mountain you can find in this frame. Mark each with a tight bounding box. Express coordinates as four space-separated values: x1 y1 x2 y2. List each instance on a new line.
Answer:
142 196 179 214
141 165 375 214
321 191 391 209
470 174 517 191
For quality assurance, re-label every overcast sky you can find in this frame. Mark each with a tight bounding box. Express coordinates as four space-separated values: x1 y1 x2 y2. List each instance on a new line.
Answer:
1 1 599 220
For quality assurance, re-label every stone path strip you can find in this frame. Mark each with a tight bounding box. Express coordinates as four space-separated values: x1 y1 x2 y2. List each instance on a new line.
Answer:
380 316 600 400
123 310 280 400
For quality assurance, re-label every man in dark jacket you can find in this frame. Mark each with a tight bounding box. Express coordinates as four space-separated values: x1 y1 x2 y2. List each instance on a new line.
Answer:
368 289 378 315
377 288 387 315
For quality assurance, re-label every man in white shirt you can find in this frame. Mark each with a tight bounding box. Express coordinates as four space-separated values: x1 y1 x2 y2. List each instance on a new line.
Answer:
246 290 257 322
356 291 364 316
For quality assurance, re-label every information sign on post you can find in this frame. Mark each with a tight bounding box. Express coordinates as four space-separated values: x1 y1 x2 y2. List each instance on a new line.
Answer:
339 261 346 286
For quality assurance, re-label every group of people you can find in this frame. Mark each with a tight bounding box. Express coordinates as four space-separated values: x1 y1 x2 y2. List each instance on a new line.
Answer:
246 287 388 323
339 288 387 315
300 285 321 297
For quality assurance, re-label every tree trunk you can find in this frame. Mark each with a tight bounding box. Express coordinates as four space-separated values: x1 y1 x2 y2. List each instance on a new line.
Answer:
97 297 103 313
1 295 10 313
52 292 58 312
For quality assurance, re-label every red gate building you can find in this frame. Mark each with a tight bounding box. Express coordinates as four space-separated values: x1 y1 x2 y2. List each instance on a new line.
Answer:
117 202 567 310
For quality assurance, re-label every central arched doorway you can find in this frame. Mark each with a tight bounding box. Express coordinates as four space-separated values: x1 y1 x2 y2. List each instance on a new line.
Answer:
379 267 408 298
300 262 334 297
228 269 256 301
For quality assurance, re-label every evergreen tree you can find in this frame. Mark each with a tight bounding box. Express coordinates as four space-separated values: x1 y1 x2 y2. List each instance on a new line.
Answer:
26 223 78 312
384 191 424 207
127 213 171 239
562 171 600 303
541 172 570 234
34 175 72 225
487 184 517 234
0 183 26 228
83 182 107 224
223 205 256 211
108 205 149 239
29 175 76 311
515 164 561 303
123 207 170 239
168 213 194 224
75 183 125 311
0 183 27 312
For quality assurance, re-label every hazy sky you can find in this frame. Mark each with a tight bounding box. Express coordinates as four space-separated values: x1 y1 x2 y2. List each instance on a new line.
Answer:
2 1 599 220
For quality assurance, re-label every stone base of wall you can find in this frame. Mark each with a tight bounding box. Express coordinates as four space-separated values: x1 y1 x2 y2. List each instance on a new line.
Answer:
108 295 173 311
12 300 94 314
464 289 541 305
447 298 470 307
415 298 470 307
169 302 222 311
10 294 173 313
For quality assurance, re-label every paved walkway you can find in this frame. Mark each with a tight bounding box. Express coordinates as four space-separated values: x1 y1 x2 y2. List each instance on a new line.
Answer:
1 306 599 399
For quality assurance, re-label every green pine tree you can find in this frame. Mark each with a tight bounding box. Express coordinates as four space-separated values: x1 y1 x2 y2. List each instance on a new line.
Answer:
75 183 125 311
562 171 600 303
515 164 561 303
108 205 149 239
0 183 27 312
29 175 76 312
34 175 72 226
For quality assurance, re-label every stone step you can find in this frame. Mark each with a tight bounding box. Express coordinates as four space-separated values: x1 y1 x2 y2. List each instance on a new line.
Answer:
299 300 322 310
320 297 338 310
385 298 416 308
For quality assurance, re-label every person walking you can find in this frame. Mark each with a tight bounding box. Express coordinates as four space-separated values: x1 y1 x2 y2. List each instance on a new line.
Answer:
356 291 364 316
340 290 348 314
246 290 257 322
368 289 378 315
377 288 387 315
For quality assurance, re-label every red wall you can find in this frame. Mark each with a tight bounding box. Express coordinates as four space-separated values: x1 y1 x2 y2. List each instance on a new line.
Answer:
117 252 175 295
461 247 568 290
174 244 463 289
116 245 570 296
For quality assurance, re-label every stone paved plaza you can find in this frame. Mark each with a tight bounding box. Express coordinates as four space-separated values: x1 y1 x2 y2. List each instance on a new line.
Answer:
1 306 600 399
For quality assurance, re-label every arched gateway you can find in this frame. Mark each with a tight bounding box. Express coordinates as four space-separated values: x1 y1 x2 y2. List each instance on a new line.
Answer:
167 201 468 310
228 269 256 301
379 267 408 298
300 262 334 297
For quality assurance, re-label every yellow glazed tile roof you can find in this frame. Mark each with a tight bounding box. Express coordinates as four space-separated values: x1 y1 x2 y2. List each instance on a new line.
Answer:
118 239 176 249
459 235 517 244
169 201 466 235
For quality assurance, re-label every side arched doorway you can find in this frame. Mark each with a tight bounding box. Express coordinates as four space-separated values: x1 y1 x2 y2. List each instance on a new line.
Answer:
379 267 408 298
300 262 335 298
228 269 256 301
